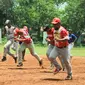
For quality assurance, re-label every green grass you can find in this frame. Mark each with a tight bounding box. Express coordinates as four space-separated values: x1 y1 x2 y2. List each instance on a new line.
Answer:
0 44 85 57
71 47 85 57
0 44 4 53
0 44 48 55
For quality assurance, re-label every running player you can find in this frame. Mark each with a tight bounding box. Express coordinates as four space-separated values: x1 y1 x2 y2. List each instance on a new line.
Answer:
49 17 72 80
0 20 17 63
14 26 43 67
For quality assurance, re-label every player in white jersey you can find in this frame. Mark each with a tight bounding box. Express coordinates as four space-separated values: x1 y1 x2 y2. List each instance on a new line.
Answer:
0 20 17 63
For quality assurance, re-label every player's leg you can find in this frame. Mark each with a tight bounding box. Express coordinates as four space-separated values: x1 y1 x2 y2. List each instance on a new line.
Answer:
58 56 66 71
27 41 43 67
22 49 26 61
46 44 54 69
60 47 72 80
46 44 54 57
49 46 62 74
68 43 74 59
7 40 17 62
0 43 8 61
17 42 26 67
14 41 19 58
19 42 26 61
11 41 16 51
1 39 14 61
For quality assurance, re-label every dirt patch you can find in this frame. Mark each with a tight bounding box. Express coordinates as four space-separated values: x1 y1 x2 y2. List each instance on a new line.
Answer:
0 54 85 85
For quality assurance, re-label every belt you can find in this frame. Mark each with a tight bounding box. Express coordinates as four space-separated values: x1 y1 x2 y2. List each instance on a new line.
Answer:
57 46 67 49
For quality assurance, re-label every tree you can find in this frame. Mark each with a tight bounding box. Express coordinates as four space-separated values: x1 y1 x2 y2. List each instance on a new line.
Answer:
12 0 59 40
60 0 85 34
0 0 14 26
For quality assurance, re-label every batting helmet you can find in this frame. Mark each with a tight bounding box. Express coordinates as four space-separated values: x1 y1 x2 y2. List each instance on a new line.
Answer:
5 20 11 25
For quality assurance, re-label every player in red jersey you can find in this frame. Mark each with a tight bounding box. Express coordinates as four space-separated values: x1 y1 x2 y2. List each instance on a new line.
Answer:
14 26 43 67
42 25 55 69
49 18 72 80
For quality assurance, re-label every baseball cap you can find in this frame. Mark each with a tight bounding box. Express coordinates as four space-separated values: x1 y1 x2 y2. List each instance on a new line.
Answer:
51 18 61 24
5 20 11 25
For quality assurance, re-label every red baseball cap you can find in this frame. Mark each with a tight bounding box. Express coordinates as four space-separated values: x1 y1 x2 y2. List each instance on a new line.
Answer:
51 18 61 24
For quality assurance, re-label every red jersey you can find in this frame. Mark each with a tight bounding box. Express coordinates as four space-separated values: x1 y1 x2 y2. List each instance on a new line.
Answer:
14 28 20 37
54 26 69 47
20 29 28 36
19 28 32 44
47 28 55 45
14 27 32 44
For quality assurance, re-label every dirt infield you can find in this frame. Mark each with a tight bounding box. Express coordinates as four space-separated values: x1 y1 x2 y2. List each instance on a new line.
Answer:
0 54 85 85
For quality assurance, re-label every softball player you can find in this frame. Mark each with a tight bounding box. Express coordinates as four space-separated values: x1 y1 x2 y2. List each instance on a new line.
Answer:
0 20 17 63
43 25 65 70
49 18 72 80
14 27 26 61
68 29 77 58
14 26 43 67
43 25 55 69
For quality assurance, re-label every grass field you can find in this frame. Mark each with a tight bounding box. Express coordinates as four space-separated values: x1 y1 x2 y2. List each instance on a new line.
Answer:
0 44 85 57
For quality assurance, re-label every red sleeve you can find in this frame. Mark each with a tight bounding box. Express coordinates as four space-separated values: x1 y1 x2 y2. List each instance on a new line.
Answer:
60 29 68 38
18 38 31 43
51 28 54 33
14 33 18 36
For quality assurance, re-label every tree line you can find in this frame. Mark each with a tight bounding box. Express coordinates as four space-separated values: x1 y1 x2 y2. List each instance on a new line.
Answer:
0 0 85 43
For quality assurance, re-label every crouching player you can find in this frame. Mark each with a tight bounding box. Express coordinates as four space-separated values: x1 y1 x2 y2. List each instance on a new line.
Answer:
14 26 43 67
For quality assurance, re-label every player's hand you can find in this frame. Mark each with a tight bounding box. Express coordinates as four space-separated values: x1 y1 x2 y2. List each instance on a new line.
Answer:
46 38 51 43
14 38 19 41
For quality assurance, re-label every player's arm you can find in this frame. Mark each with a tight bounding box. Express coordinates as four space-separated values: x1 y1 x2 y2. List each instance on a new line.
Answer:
55 36 69 41
15 37 31 42
2 27 6 37
14 38 25 42
40 25 49 32
55 30 69 41
14 37 26 42
72 34 77 42
46 37 51 42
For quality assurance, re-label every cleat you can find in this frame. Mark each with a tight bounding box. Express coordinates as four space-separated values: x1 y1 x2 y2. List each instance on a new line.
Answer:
39 59 43 66
23 59 26 62
17 63 23 67
65 74 72 80
39 59 44 68
53 68 62 75
62 68 65 71
0 56 6 62
13 57 17 63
